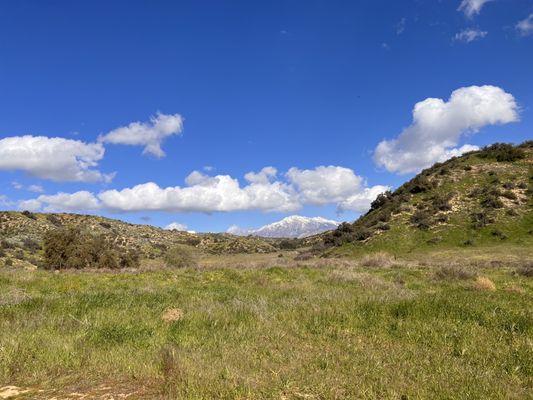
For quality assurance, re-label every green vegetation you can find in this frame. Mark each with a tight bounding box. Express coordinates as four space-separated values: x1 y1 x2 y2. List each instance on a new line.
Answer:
42 227 139 270
0 253 531 399
324 142 533 255
164 245 198 268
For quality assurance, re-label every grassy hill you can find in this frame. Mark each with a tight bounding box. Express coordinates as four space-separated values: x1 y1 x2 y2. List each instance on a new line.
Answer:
323 142 533 256
0 211 291 269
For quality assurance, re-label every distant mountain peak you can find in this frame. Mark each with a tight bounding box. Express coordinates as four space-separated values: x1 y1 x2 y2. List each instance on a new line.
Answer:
228 215 339 239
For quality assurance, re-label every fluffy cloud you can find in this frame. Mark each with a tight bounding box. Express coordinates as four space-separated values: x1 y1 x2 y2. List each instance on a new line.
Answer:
454 28 487 43
99 112 183 158
12 182 44 193
20 166 387 215
516 14 533 36
337 185 391 212
28 185 44 193
458 0 492 17
0 135 112 182
244 166 278 184
98 170 300 213
20 191 100 212
164 222 188 231
286 166 363 205
373 85 519 174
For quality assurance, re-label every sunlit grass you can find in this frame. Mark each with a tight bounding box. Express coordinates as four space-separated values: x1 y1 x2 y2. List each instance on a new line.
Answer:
0 257 532 399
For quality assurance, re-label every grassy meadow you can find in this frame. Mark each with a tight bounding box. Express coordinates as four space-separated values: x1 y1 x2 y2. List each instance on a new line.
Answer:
0 251 532 399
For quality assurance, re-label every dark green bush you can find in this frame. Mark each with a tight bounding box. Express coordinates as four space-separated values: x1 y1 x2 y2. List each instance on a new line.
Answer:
277 239 301 250
4 258 13 267
431 193 452 212
21 210 37 220
477 143 525 162
22 238 41 252
410 210 432 230
43 227 139 270
491 229 507 240
1 239 13 249
470 211 492 228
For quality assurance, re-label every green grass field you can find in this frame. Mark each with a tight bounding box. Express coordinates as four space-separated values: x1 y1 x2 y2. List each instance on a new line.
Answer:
0 253 532 399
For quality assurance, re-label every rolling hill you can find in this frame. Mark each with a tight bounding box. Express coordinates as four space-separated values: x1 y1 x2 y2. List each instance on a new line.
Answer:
322 141 533 255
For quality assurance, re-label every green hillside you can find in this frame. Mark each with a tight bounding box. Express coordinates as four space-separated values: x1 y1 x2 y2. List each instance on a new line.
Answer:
323 142 533 256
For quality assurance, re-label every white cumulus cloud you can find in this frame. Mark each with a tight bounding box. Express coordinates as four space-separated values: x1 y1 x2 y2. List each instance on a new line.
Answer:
98 169 300 213
19 166 387 215
516 14 533 36
20 191 100 212
164 222 188 231
454 28 487 43
338 185 391 212
373 85 519 174
458 0 493 18
0 135 112 182
99 112 183 158
286 166 363 205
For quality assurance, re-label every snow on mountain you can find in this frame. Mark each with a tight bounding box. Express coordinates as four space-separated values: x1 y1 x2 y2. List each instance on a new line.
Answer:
227 215 340 239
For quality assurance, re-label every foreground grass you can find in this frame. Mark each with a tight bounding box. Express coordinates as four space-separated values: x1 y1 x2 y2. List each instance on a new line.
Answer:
0 259 532 399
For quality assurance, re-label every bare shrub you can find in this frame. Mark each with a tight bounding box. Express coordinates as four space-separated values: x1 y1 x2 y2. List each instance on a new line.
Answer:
435 265 476 280
359 252 395 267
516 262 533 277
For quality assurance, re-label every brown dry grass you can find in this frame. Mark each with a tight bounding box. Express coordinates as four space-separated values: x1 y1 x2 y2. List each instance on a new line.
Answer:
359 251 396 267
473 276 497 291
161 308 184 323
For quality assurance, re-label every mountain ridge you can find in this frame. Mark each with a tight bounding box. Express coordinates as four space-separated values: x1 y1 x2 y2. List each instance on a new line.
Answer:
228 215 339 238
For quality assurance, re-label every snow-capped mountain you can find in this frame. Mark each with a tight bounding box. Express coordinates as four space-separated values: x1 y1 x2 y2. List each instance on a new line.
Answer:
227 215 340 239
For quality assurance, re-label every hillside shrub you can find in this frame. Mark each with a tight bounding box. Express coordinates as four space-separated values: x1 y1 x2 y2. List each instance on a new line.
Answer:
21 210 37 220
481 195 504 209
501 190 517 200
431 193 452 212
43 227 139 270
22 238 41 252
1 239 13 249
277 239 300 250
164 245 198 268
4 258 12 267
410 210 432 230
477 143 525 162
491 229 507 240
470 211 492 228
46 214 62 226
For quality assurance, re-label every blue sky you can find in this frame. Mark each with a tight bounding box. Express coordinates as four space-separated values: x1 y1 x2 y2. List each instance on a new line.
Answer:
0 0 532 233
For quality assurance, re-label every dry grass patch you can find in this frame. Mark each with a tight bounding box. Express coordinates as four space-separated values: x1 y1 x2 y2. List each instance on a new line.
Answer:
359 252 396 267
473 276 497 291
434 264 476 280
162 308 184 323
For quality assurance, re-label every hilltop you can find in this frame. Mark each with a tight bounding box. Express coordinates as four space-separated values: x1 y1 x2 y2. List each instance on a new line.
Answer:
322 142 533 255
